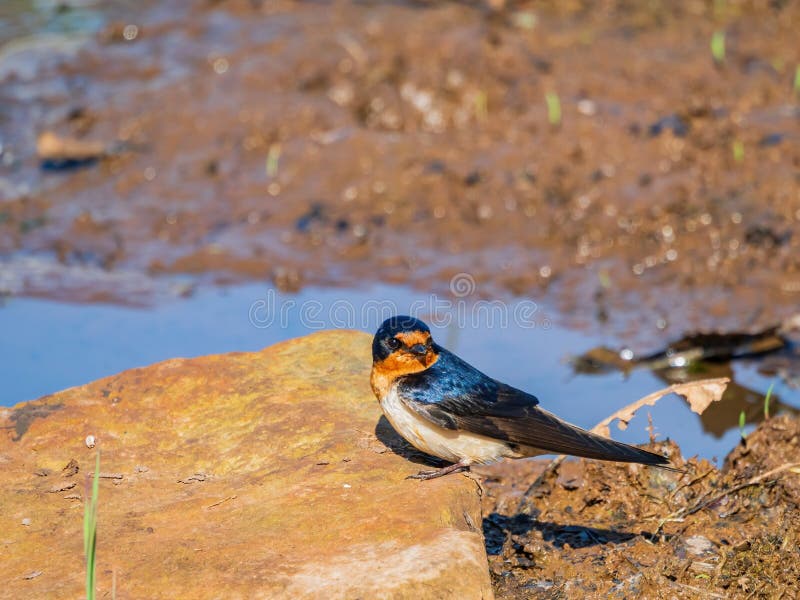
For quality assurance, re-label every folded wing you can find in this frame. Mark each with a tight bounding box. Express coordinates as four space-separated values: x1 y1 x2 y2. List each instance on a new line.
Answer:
398 348 670 467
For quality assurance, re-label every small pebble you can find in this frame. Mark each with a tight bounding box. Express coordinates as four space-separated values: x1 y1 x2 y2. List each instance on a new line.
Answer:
684 535 715 556
577 99 597 116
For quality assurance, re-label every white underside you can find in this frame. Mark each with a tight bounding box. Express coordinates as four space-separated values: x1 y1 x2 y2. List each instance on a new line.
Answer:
380 387 531 465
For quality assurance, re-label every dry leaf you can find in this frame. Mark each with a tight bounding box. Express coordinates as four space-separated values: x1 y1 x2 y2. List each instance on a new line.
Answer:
593 378 729 438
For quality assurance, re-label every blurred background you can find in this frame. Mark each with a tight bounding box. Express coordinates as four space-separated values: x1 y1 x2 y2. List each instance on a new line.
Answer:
1 0 798 461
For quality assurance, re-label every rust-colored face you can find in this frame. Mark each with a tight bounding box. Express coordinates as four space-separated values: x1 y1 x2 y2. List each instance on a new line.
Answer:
370 329 438 398
391 331 437 366
393 330 431 349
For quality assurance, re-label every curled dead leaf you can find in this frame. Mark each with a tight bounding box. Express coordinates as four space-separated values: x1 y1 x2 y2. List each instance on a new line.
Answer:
592 378 729 438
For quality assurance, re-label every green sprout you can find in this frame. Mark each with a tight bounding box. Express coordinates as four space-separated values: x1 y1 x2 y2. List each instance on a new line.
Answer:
84 453 100 600
732 139 744 162
711 30 726 64
738 410 747 441
545 92 561 127
598 269 612 290
266 143 281 179
794 65 800 96
764 381 775 419
474 90 489 123
511 11 537 30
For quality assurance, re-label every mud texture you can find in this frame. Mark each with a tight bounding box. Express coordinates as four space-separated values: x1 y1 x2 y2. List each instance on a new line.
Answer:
0 1 799 343
478 414 800 599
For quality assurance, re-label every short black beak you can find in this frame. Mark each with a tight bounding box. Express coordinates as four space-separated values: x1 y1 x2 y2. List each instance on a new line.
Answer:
409 344 427 356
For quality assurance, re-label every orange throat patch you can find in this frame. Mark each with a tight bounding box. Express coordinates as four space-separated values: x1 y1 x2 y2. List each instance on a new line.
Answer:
370 349 438 400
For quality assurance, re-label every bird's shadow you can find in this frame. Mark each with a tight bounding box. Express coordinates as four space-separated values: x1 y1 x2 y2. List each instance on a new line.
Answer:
374 418 666 552
374 415 449 468
483 511 669 554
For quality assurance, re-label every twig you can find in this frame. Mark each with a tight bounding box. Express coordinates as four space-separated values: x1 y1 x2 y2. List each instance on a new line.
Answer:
683 462 799 517
669 468 715 501
745 581 767 599
712 551 727 588
655 462 800 532
670 581 726 599
517 455 567 512
206 495 237 509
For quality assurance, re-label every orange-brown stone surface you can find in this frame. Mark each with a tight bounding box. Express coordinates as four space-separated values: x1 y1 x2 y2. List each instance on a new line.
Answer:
0 330 492 599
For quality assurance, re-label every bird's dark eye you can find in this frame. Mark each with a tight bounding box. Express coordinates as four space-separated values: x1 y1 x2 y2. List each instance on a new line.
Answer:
387 338 401 350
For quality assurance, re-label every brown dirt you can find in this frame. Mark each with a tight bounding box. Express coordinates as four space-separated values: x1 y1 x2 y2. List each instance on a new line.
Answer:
1 1 799 344
477 414 800 599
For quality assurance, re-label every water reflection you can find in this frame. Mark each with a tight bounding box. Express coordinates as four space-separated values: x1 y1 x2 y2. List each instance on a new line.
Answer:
572 325 800 439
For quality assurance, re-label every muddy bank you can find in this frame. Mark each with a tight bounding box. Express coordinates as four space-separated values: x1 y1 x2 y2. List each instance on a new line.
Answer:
478 413 800 599
1 1 799 344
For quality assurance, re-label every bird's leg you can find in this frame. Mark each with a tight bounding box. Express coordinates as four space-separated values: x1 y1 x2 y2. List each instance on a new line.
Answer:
406 458 472 480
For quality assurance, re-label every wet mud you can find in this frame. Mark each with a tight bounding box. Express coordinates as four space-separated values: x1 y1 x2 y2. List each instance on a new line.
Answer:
477 414 800 599
0 0 799 345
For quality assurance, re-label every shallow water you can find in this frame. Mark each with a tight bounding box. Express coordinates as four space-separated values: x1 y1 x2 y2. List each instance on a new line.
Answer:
3 283 795 463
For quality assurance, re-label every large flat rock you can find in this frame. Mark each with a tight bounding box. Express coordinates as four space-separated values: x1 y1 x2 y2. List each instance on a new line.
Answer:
0 330 492 599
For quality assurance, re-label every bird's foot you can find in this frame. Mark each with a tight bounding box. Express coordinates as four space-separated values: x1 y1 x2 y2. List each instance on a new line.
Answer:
406 459 471 480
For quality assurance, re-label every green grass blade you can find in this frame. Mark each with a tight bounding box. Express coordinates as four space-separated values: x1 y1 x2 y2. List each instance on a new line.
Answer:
794 65 800 96
265 143 281 179
711 30 726 64
545 92 561 126
732 139 744 162
85 452 100 600
764 382 775 419
474 90 488 123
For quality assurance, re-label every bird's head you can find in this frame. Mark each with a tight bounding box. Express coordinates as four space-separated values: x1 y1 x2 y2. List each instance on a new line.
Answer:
371 316 439 376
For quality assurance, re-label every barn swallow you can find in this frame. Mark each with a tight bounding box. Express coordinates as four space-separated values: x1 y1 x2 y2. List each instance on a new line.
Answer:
370 316 672 480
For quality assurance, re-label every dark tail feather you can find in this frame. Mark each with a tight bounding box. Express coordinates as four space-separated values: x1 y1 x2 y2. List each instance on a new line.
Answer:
562 431 677 470
534 422 673 467
468 407 676 469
